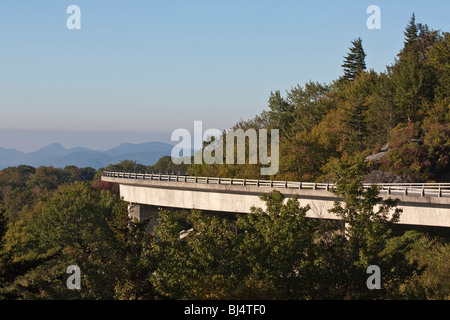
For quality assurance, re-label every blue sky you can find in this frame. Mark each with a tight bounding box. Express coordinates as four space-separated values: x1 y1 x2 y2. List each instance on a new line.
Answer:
0 0 449 151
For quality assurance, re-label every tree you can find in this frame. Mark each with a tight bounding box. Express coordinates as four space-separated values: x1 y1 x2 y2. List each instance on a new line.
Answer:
105 160 147 173
279 129 332 182
237 191 317 299
109 206 157 300
365 71 400 148
402 14 440 60
287 81 331 134
341 38 367 81
152 209 242 299
0 165 36 200
2 182 157 299
322 156 419 299
0 208 9 290
63 166 96 182
148 155 190 173
403 13 419 51
424 32 450 125
394 16 441 123
398 231 450 299
267 90 294 136
26 166 65 192
340 70 378 153
391 51 425 123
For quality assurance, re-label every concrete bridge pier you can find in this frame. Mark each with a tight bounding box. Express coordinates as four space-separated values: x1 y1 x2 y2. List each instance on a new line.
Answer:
128 203 160 233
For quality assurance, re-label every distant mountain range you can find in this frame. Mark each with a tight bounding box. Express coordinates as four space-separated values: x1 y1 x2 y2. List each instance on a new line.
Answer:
0 142 177 170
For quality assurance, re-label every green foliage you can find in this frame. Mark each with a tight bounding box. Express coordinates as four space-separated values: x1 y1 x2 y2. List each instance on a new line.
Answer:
105 160 147 173
26 166 65 192
322 157 418 299
0 162 447 300
0 208 9 289
152 192 318 300
148 155 190 173
267 90 295 136
399 232 450 299
288 81 332 134
63 166 96 183
152 209 241 299
341 37 367 81
365 72 400 148
403 13 419 51
391 51 427 123
0 165 36 199
237 192 317 299
340 71 377 153
150 179 422 300
0 172 157 300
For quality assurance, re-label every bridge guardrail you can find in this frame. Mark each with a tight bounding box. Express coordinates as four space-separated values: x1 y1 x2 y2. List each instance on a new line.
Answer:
101 171 450 198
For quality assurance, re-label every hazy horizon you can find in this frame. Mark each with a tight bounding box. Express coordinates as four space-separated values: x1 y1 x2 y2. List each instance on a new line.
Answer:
0 129 176 153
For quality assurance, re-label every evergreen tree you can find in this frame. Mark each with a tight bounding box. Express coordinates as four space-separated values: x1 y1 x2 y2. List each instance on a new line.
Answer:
267 90 294 135
365 71 400 148
341 38 367 81
391 50 425 123
403 13 418 51
340 71 377 153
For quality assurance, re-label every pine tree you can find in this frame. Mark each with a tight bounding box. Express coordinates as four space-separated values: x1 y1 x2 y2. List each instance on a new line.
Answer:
341 71 377 153
402 13 439 61
403 13 418 51
341 38 367 81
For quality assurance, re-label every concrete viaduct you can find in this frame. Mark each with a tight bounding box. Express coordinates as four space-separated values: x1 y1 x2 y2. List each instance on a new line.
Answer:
101 171 450 229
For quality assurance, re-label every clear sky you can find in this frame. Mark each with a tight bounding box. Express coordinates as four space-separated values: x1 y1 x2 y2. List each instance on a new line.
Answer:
0 0 449 151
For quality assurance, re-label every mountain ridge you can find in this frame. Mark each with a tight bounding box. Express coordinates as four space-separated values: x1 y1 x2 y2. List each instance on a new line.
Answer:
0 141 176 170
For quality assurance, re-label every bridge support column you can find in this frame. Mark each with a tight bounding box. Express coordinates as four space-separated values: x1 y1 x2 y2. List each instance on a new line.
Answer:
128 203 160 233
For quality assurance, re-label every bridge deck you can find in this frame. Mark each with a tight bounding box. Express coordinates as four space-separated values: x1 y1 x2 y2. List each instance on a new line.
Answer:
102 171 450 198
101 172 450 228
